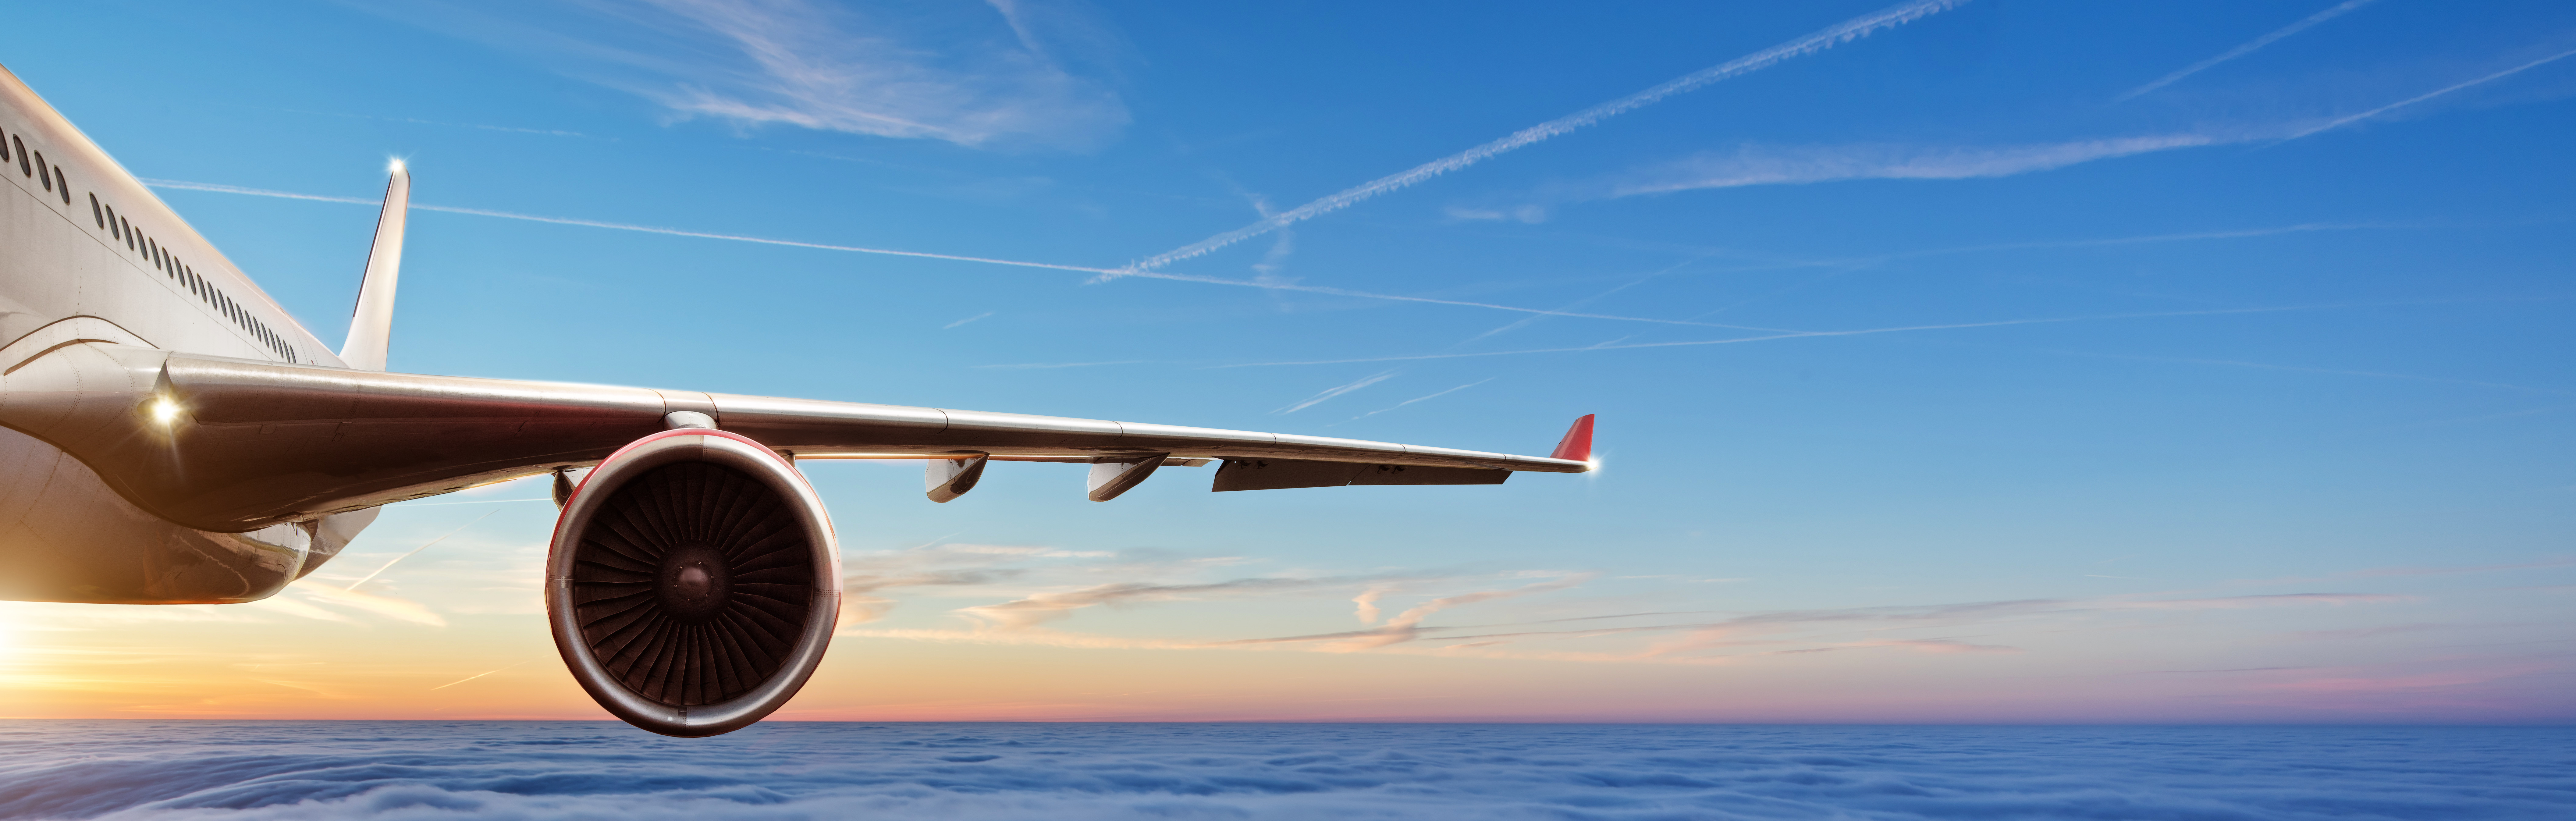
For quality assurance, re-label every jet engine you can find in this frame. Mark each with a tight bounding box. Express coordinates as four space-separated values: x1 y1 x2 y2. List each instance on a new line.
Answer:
545 425 841 737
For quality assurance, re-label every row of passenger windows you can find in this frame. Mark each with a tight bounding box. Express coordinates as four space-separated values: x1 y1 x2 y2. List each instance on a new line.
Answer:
3 133 71 207
1 127 301 364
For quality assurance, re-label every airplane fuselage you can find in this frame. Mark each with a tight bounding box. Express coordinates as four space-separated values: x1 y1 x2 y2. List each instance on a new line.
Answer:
0 67 356 604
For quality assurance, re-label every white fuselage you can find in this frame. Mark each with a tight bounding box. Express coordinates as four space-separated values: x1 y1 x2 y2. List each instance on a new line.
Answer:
0 65 361 604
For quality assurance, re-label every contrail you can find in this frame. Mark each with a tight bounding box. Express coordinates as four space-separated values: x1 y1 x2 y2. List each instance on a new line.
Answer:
1212 304 2350 367
2118 0 2383 101
429 661 531 691
144 178 1750 330
2281 46 2576 140
1112 267 1780 330
1459 256 1711 345
1277 371 1398 414
142 178 1114 277
1346 378 1495 422
344 509 497 591
1103 0 1971 279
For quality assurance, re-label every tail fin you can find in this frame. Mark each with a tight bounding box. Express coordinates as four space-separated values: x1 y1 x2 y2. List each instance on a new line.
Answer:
1549 414 1595 462
339 161 410 371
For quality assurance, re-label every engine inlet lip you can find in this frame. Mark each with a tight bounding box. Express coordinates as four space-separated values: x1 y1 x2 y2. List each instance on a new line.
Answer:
545 428 842 737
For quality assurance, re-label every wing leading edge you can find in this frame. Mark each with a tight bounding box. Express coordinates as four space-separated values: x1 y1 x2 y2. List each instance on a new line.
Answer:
0 343 1591 532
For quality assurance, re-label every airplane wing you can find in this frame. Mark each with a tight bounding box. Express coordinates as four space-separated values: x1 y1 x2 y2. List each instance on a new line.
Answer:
0 342 1592 533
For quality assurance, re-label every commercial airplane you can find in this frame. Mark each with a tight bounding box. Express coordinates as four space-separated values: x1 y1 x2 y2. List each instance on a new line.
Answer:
0 64 1595 736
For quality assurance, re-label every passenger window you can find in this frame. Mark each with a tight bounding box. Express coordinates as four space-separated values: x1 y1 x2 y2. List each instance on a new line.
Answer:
34 152 48 191
89 194 102 228
0 132 8 162
53 168 67 203
10 137 24 176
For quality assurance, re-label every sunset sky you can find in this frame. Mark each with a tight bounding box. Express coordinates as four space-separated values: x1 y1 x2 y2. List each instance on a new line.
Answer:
1 0 2571 723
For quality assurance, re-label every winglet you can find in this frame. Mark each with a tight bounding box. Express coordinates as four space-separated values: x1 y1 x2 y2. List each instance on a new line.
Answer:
1548 414 1595 463
339 160 410 371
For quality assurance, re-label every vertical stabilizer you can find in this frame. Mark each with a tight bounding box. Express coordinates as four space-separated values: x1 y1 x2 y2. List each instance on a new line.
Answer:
340 161 409 371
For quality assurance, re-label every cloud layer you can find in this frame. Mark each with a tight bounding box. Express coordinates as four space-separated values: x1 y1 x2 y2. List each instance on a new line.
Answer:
2 722 2567 820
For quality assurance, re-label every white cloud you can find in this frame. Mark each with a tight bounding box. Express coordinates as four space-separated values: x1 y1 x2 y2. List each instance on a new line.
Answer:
384 0 1132 150
1443 205 1548 224
1608 134 2222 198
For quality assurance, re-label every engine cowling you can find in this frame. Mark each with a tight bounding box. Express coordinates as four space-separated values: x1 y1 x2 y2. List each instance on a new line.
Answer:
545 427 841 737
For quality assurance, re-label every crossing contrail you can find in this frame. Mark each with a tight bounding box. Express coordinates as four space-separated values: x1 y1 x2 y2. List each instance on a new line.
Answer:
1101 0 1971 279
2118 0 2383 101
142 178 1113 277
2281 46 2576 140
144 178 1754 330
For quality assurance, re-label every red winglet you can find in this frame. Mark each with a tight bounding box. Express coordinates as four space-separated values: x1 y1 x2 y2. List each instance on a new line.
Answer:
1548 414 1595 462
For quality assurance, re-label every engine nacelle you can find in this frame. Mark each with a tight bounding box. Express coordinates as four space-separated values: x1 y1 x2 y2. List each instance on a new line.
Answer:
545 427 841 737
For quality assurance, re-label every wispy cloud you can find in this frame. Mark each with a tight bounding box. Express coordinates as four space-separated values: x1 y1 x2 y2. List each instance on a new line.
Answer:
970 359 1150 369
1600 47 2576 198
1213 304 2353 368
1104 0 1970 277
1352 583 1401 624
943 311 995 329
1773 638 2022 655
843 568 1028 625
2118 0 2385 101
1275 371 1397 414
648 0 1128 148
2099 593 2410 611
1335 574 1596 649
1224 573 1600 651
1444 205 1549 224
1607 135 2223 198
957 574 1421 631
833 540 1131 625
375 0 1131 150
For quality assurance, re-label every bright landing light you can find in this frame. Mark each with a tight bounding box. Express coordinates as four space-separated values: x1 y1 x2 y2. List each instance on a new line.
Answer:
148 397 181 426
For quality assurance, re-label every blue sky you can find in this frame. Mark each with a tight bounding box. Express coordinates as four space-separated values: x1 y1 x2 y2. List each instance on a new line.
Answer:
0 0 2570 722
